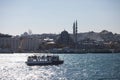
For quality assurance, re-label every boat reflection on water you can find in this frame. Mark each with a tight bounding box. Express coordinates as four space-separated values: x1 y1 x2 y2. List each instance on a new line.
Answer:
25 55 64 66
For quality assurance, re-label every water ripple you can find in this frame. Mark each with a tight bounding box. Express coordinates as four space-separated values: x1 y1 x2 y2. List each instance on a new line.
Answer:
0 53 120 80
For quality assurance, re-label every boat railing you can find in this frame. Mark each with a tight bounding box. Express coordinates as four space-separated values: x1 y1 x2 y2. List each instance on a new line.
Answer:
27 55 61 62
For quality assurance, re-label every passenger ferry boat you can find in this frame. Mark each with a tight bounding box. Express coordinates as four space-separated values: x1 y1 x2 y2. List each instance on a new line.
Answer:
25 55 64 66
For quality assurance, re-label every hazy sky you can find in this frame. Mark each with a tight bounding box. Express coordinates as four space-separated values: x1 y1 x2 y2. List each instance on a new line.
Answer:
0 0 120 35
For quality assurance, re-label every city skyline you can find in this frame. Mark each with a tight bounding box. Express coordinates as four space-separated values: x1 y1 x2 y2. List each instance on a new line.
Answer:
0 0 120 35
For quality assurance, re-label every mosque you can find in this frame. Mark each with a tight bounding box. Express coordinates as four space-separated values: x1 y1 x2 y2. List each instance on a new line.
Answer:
56 21 78 48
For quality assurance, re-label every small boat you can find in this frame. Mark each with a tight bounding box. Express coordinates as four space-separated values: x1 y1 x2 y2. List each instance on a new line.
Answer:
25 55 64 66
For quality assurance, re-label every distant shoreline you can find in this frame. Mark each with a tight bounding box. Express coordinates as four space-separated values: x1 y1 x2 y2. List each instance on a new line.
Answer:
0 52 120 54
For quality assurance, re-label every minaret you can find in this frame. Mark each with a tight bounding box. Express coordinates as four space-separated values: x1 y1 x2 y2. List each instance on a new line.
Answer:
75 20 78 43
73 22 76 42
73 20 78 48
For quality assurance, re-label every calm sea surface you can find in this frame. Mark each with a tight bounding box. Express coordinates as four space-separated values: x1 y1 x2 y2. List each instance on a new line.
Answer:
0 53 120 80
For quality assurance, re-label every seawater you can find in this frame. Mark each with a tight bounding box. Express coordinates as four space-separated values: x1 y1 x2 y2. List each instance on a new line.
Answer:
0 53 120 80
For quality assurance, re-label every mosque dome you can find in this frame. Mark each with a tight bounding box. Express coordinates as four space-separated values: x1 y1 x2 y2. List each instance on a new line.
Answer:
56 30 74 47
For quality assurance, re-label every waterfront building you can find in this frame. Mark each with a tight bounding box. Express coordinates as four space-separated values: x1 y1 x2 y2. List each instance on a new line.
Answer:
0 36 19 52
17 36 43 52
0 35 42 52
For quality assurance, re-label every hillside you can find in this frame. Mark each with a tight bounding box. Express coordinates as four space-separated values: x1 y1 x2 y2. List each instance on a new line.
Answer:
77 30 120 42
